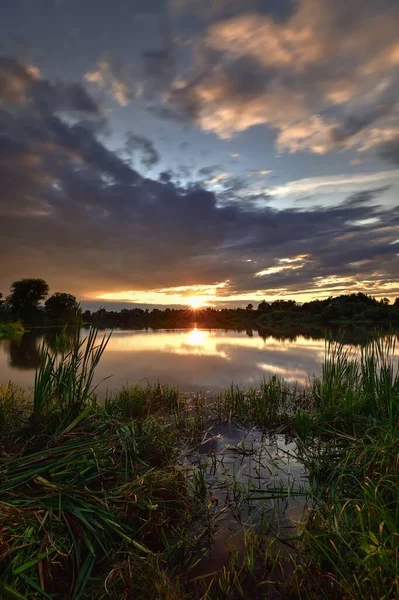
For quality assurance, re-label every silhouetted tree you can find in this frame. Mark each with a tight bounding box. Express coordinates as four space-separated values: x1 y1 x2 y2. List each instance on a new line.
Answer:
8 278 49 320
45 292 79 321
83 309 92 323
271 300 297 310
257 300 269 312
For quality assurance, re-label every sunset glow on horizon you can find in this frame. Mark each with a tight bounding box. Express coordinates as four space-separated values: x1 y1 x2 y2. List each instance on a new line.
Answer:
187 297 208 310
93 279 399 309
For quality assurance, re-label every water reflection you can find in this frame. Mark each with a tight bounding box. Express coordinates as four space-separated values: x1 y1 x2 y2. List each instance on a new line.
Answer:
0 327 396 393
185 423 308 580
5 334 42 370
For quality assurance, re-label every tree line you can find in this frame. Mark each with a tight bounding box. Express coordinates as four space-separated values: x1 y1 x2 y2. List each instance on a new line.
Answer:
85 292 399 328
1 279 399 328
0 279 80 324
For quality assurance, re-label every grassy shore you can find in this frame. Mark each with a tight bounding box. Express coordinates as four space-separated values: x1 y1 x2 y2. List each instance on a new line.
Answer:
0 331 398 599
0 321 25 340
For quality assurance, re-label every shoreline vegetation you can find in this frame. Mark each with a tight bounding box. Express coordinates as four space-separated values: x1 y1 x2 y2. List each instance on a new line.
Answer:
0 321 25 340
84 292 399 331
0 330 398 599
1 279 399 333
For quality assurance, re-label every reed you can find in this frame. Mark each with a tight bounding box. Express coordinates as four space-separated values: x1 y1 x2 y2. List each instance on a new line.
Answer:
33 328 111 418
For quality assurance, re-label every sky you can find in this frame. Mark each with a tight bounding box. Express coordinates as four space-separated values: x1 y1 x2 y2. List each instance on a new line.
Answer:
0 0 398 309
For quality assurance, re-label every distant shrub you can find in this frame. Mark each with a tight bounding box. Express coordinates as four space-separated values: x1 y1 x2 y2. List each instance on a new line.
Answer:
0 321 25 339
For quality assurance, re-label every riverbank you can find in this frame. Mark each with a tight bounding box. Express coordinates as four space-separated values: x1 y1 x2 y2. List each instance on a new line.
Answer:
0 332 397 599
0 321 25 339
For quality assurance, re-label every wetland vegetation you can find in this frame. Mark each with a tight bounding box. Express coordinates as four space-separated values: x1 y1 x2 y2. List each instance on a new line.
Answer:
0 321 25 340
0 328 398 599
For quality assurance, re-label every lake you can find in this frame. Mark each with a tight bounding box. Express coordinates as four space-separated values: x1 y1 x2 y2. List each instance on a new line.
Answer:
0 326 385 394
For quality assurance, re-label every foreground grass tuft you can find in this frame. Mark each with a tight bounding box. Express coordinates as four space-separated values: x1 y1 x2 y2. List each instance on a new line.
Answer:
0 330 196 599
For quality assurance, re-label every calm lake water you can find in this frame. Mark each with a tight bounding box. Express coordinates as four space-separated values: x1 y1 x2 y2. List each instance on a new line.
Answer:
0 326 388 394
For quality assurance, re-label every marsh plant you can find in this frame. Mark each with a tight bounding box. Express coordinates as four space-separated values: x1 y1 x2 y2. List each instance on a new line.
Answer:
0 321 24 340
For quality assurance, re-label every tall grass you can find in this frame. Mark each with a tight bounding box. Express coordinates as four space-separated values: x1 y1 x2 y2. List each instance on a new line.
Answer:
33 328 111 417
0 382 26 434
211 376 312 429
291 338 399 600
108 382 180 419
0 328 196 599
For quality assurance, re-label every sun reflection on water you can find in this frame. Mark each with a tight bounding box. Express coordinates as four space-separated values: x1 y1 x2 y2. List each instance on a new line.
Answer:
185 327 209 347
1 327 391 393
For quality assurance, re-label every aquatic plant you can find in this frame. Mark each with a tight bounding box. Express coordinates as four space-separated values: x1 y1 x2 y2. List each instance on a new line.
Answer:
0 321 25 340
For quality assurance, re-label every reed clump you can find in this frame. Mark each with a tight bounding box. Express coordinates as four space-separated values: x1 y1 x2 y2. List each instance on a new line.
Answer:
0 329 196 600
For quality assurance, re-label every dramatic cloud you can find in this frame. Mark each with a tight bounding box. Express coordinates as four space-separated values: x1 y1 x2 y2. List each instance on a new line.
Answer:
156 0 399 155
0 54 398 306
1 0 399 315
0 57 98 115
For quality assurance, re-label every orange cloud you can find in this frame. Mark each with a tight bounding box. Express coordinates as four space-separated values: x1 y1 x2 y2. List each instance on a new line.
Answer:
85 59 138 106
164 0 399 155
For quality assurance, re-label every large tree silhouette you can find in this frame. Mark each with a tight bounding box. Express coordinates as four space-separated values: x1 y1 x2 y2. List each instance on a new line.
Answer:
45 292 78 321
8 279 49 319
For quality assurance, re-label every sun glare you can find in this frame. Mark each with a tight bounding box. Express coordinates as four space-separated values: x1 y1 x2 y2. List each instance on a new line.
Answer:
186 328 209 347
187 296 205 309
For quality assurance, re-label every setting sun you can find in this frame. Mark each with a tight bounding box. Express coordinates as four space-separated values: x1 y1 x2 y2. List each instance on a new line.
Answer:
187 296 206 309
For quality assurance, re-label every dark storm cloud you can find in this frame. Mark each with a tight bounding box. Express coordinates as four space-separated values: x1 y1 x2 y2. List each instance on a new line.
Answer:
0 55 398 301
